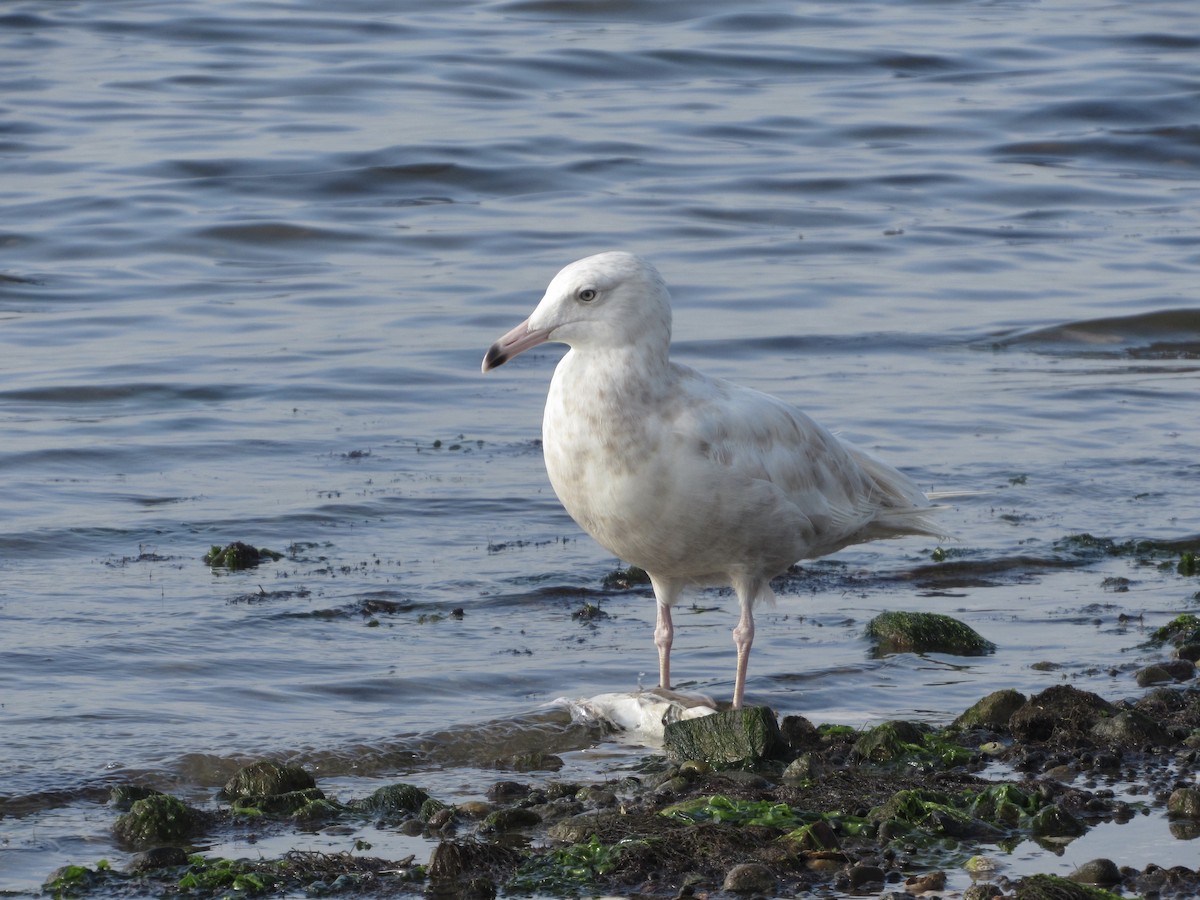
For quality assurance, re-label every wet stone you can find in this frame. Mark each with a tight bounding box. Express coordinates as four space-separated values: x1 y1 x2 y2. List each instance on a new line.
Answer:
222 760 316 799
125 846 189 872
1135 659 1196 686
663 705 786 765
112 793 206 848
1089 709 1169 747
963 884 1001 900
955 689 1027 729
1069 858 1121 886
722 862 776 894
486 780 530 802
848 864 886 891
865 611 995 656
1168 787 1200 818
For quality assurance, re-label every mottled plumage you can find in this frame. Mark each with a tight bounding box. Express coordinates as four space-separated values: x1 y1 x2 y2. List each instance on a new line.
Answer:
483 251 941 708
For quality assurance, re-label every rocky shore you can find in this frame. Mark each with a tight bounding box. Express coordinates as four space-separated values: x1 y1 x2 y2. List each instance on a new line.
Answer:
45 670 1200 900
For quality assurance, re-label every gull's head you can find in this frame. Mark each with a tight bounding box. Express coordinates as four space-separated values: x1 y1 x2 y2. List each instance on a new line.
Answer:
482 251 672 373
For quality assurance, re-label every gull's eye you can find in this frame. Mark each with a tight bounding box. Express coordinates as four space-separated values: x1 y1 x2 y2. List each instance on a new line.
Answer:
577 287 597 303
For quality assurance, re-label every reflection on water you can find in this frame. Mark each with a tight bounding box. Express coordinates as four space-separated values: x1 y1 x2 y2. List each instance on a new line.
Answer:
1 0 1199 891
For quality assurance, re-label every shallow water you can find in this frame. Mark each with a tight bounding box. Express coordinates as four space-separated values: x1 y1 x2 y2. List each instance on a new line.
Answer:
2 0 1199 892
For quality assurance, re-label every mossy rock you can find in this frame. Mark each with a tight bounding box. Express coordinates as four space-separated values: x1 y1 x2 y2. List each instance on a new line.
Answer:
231 787 328 816
866 611 996 656
204 542 283 570
1014 873 1124 900
354 782 430 815
221 760 316 799
955 689 1027 729
851 720 929 762
1009 685 1114 746
663 706 786 766
113 793 205 848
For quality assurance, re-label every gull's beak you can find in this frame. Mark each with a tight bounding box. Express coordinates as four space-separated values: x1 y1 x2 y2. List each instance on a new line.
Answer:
482 318 552 373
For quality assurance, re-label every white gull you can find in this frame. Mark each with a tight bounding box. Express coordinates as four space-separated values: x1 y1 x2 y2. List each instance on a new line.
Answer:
483 251 943 709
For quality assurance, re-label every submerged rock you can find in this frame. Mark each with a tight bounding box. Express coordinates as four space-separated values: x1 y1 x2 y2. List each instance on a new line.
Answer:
865 611 996 656
1014 873 1123 899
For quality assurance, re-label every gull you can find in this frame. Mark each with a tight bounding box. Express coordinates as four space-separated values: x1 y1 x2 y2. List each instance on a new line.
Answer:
482 252 943 709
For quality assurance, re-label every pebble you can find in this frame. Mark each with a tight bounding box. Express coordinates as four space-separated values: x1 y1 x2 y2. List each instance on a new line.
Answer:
1069 858 1122 886
722 862 776 894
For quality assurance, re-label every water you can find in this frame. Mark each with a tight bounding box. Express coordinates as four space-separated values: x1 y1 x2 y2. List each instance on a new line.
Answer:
2 0 1199 892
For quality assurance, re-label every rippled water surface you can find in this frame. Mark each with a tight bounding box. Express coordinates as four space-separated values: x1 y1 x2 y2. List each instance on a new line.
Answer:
2 0 1199 892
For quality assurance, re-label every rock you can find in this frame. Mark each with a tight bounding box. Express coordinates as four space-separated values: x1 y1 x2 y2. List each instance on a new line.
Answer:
1168 787 1200 818
851 720 928 762
1135 659 1195 686
428 840 518 882
109 785 163 811
1089 710 1169 747
1176 643 1200 662
486 780 530 802
1069 858 1121 886
866 611 996 656
1009 685 1115 746
221 760 315 799
963 884 1001 900
955 689 1027 729
113 794 205 848
782 751 824 783
782 820 839 851
906 870 947 892
1029 804 1086 838
125 846 189 872
722 862 776 893
481 807 541 832
663 705 786 765
546 812 607 844
232 787 328 816
1014 872 1124 899
356 782 430 814
848 864 886 891
204 541 281 569
780 714 821 751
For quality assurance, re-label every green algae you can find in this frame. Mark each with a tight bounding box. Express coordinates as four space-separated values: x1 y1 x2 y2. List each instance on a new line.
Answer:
506 834 639 895
660 794 811 829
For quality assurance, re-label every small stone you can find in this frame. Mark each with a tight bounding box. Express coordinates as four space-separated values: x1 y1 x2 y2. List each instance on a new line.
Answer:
780 714 821 751
1168 787 1200 818
782 751 824 783
125 846 189 872
1135 659 1195 686
848 865 886 891
481 807 540 832
1068 858 1121 886
1175 643 1200 663
486 781 529 802
722 862 775 894
963 884 1001 900
905 871 946 892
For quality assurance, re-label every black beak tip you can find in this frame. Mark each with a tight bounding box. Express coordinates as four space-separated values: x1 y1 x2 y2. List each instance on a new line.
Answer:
482 342 509 373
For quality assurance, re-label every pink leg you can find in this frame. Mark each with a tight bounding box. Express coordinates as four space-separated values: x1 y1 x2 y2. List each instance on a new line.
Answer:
731 602 755 709
650 575 680 691
655 601 674 690
730 578 767 709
